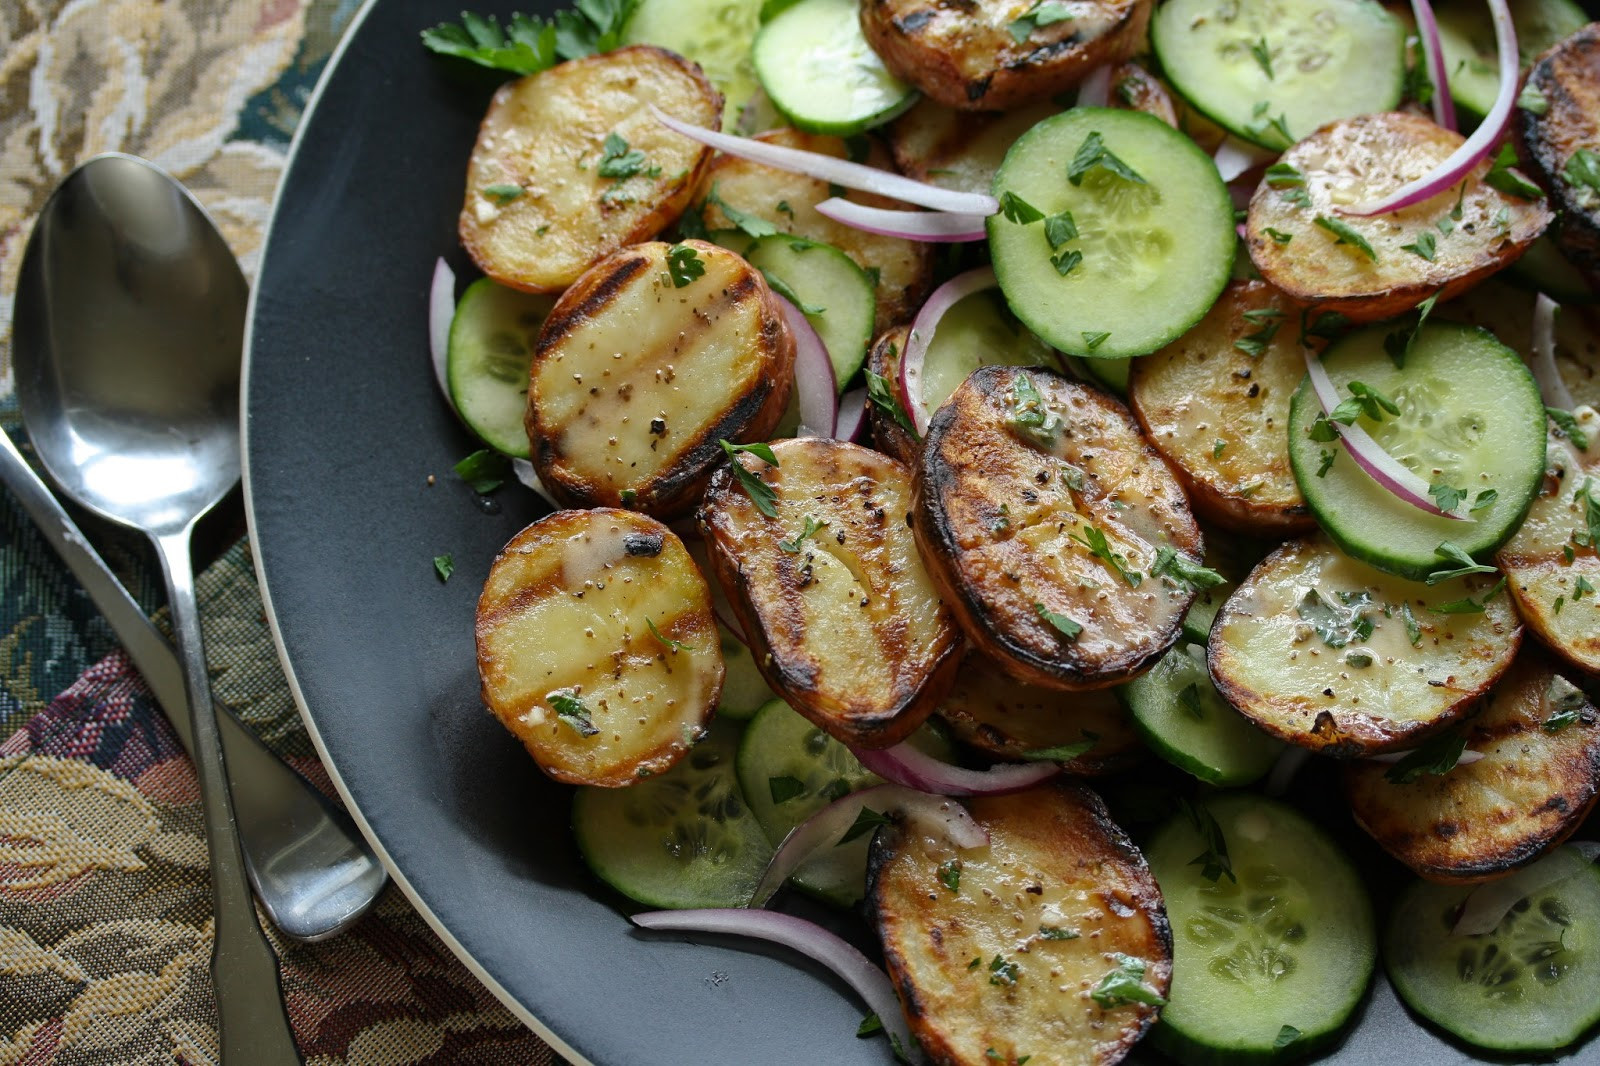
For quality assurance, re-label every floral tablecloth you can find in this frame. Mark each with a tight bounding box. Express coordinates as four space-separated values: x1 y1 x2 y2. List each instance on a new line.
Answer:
1 2 558 1062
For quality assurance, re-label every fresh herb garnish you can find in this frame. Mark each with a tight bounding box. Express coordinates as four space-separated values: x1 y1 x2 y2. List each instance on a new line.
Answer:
1039 925 1081 940
719 438 779 517
1543 678 1587 733
998 190 1045 225
1150 547 1226 591
1250 37 1274 79
664 243 705 288
760 269 824 314
1247 105 1294 150
423 1 638 72
1035 603 1083 639
1384 730 1469 784
1234 315 1281 357
1316 449 1336 477
1516 83 1548 114
1578 575 1595 600
1178 682 1207 721
856 1013 883 1037
1275 1025 1303 1050
482 183 525 204
1548 407 1591 451
1008 0 1075 42
1044 211 1079 248
1264 162 1304 188
646 617 691 653
1328 380 1399 425
839 806 892 845
1431 576 1507 614
549 689 600 737
1427 541 1496 584
1400 230 1437 261
1180 798 1235 883
455 448 511 493
939 859 963 892
987 955 1020 986
768 775 806 804
1008 373 1065 444
778 515 827 552
1427 483 1468 514
1264 226 1294 244
866 367 917 437
433 554 454 581
1382 290 1440 369
1067 132 1146 187
1402 38 1435 107
1486 143 1544 200
704 183 779 239
1214 438 1227 459
1019 733 1097 762
1314 215 1378 261
1082 330 1111 351
1090 954 1167 1009
1071 525 1141 587
1296 588 1374 648
1401 601 1423 646
597 131 649 179
1566 148 1600 195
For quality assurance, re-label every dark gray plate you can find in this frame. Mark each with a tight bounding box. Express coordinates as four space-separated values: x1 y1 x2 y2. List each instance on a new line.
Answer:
243 1 1598 1063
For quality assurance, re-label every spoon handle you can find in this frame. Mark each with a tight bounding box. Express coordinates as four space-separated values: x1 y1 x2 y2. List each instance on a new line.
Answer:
0 428 386 942
154 528 303 1064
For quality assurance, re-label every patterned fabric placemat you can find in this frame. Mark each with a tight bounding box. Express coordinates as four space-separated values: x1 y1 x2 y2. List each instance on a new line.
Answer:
1 2 560 1062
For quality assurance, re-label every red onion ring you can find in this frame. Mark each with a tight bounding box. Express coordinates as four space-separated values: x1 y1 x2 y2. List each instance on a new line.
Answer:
1301 345 1466 520
1214 136 1275 182
1530 293 1578 410
1348 0 1516 215
1365 748 1485 765
429 257 458 416
851 740 1059 796
775 295 839 437
834 385 869 443
650 104 998 216
1453 841 1599 936
1076 64 1112 108
1410 0 1457 131
630 909 914 1058
899 267 999 436
814 198 989 242
749 783 987 908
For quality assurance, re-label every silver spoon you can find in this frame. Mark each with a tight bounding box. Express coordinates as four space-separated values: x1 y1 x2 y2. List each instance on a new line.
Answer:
12 153 304 1062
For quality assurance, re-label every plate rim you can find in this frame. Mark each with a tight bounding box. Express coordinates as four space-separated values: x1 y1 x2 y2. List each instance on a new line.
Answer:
238 2 590 1060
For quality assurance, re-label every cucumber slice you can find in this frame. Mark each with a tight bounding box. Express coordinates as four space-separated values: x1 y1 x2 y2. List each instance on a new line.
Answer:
622 0 765 127
735 699 950 906
1118 643 1282 786
572 722 772 909
988 108 1234 360
741 233 875 390
752 0 917 135
1435 0 1588 120
1083 356 1131 396
445 278 554 459
717 628 776 721
1147 794 1376 1064
920 289 1060 415
1151 0 1405 150
1385 852 1600 1052
1288 321 1547 581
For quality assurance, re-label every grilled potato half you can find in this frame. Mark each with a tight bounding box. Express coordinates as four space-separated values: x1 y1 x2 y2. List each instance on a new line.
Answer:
1129 280 1316 536
527 239 793 517
698 437 962 748
1209 534 1523 755
1247 112 1552 323
1345 655 1600 882
698 128 932 328
1497 410 1600 675
936 653 1143 776
475 509 723 787
915 366 1204 691
1514 22 1600 289
865 325 920 466
860 0 1152 111
460 46 721 293
868 784 1171 1066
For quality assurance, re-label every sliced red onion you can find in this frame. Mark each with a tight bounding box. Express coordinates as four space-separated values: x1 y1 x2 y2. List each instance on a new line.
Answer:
775 295 839 437
750 784 987 908
1302 345 1466 520
1076 64 1112 108
509 458 560 510
1264 746 1311 797
1236 221 1248 241
631 909 915 1059
650 104 997 216
899 267 999 436
1365 748 1485 765
1452 841 1599 936
814 198 989 242
1410 0 1457 131
1349 0 1516 215
429 257 458 416
835 385 869 443
1530 293 1578 411
1214 136 1275 182
852 740 1059 796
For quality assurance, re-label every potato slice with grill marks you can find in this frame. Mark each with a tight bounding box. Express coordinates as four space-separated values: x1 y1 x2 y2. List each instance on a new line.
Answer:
527 239 793 518
698 128 933 329
475 509 722 787
914 366 1204 691
1246 112 1552 323
1344 655 1600 882
867 784 1171 1066
1497 411 1600 676
860 0 1153 112
865 325 920 466
1514 23 1600 289
1129 280 1316 537
1209 534 1523 755
936 653 1143 776
460 46 721 293
697 437 962 748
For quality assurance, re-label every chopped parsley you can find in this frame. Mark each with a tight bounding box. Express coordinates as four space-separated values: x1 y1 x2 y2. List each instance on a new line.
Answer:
1400 230 1437 261
1044 210 1079 248
482 183 524 204
1264 162 1304 188
839 806 892 845
1548 407 1591 451
719 439 778 517
1052 248 1084 276
1246 104 1294 150
939 859 962 892
1296 588 1374 648
1486 143 1544 200
1234 314 1281 357
597 131 649 179
1039 926 1080 940
856 1013 883 1037
422 11 560 74
1427 541 1496 584
987 954 1020 986
1214 438 1227 459
549 689 600 737
1071 525 1141 587
1314 215 1378 261
1566 148 1600 196
1150 547 1226 591
704 183 778 239
778 515 827 552
1250 37 1274 79
455 448 511 493
1180 798 1235 883
768 775 806 804
1008 0 1075 42
1428 483 1468 514
1384 730 1469 784
1401 601 1423 647
1178 682 1207 721
1431 576 1508 614
1008 373 1065 444
1471 489 1497 512
1275 1025 1303 1050
646 617 691 653
1067 132 1146 187
1036 603 1083 639
998 191 1045 225
433 554 454 582
1090 954 1167 1009
866 366 917 437
1382 290 1440 369
1082 330 1112 351
1578 575 1596 600
1264 226 1294 244
1329 380 1399 425
665 243 704 287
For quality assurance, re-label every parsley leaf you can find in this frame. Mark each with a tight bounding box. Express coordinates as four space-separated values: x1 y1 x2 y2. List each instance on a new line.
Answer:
1052 248 1084 276
1008 0 1075 42
939 859 963 892
1382 290 1440 369
421 11 559 74
482 183 524 204
1275 1025 1303 1050
778 515 827 552
433 554 454 582
998 191 1045 225
1566 148 1600 195
1067 132 1146 187
1044 210 1079 249
455 449 511 493
1082 330 1111 351
666 243 705 288
1431 576 1508 614
646 617 691 653
1090 954 1167 1009
1400 230 1437 261
1471 488 1498 512
1486 143 1544 200
1036 603 1083 639
597 132 647 179
1234 315 1281 357
1250 37 1274 79
1264 226 1294 244
1384 730 1469 784
1180 798 1235 883
1314 215 1378 260
1039 926 1080 940
1008 373 1065 444
719 438 779 517
1296 588 1374 648
988 954 1019 986
1517 83 1549 114
1329 380 1400 424
1150 547 1226 591
1426 541 1497 584
839 806 892 845
1428 483 1468 514
1070 524 1142 586
1401 601 1423 646
704 183 779 239
768 775 806 804
1317 449 1336 477
552 0 641 59
549 689 600 737
866 367 918 437
1577 477 1600 549
856 1013 883 1038
1543 677 1587 733
1264 163 1304 188
1548 407 1591 451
